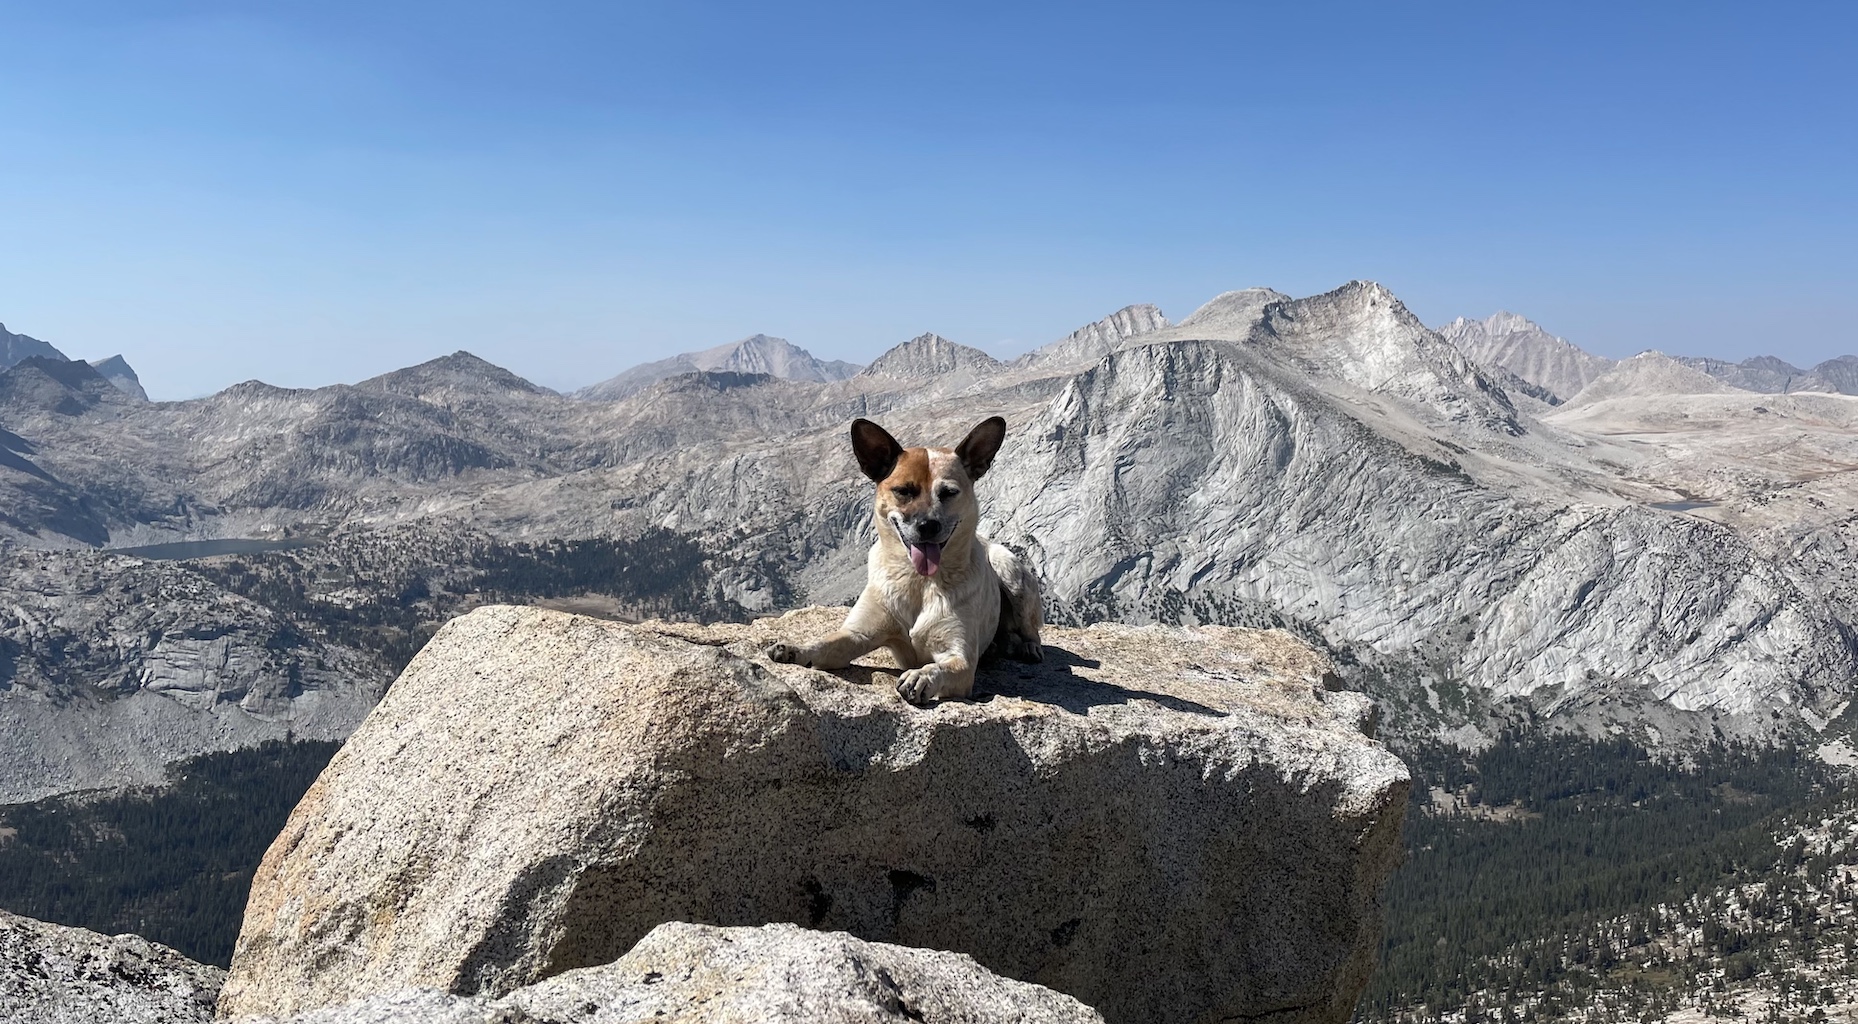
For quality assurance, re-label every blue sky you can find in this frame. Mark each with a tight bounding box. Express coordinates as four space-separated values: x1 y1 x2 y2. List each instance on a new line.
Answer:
1 2 1854 398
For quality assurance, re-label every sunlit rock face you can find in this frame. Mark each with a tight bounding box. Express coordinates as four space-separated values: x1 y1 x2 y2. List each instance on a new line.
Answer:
218 605 1406 1024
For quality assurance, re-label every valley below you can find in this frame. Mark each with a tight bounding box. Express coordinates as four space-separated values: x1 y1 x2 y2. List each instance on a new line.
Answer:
4 286 1858 1021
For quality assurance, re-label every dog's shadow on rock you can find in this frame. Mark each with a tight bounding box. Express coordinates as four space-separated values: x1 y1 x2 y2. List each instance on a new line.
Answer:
980 646 1227 718
823 647 1224 717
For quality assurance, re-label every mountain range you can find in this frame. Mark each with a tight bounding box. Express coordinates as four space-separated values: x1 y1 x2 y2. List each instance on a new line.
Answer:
1444 309 1858 402
0 323 148 401
2 287 1858 802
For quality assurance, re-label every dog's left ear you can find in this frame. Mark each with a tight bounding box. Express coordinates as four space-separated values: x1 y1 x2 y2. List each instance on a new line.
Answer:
851 418 905 481
956 416 1007 480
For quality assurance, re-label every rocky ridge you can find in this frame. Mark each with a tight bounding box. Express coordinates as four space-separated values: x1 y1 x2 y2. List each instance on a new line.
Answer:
1677 354 1840 395
0 909 222 1024
1015 303 1169 369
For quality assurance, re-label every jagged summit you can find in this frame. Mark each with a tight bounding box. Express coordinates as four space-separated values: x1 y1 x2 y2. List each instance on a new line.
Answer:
359 351 553 400
88 354 148 401
1239 281 1522 434
1437 311 1614 404
0 323 68 370
576 334 859 402
1017 304 1170 368
859 332 1003 378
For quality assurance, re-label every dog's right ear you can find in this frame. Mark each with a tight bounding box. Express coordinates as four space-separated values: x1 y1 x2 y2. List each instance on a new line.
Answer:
850 419 905 481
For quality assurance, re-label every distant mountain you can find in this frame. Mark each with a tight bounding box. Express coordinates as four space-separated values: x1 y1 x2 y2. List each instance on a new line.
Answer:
1677 354 1851 395
1557 350 1746 409
1816 354 1858 394
858 332 1003 379
575 335 860 401
1175 288 1291 337
88 355 148 401
358 350 555 402
1437 311 1614 404
0 356 125 418
0 324 67 369
1017 304 1170 369
1151 281 1524 436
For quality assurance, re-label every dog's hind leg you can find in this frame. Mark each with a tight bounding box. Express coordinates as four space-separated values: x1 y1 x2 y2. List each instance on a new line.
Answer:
766 588 893 670
986 541 1045 663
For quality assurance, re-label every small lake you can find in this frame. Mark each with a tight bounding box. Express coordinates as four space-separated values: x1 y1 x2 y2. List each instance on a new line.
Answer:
108 538 322 560
1650 501 1717 512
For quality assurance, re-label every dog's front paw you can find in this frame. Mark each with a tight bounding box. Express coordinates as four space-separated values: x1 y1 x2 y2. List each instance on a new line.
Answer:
766 642 808 666
902 665 966 706
897 667 940 706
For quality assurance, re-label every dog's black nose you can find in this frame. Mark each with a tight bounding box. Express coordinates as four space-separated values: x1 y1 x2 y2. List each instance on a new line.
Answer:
918 519 942 540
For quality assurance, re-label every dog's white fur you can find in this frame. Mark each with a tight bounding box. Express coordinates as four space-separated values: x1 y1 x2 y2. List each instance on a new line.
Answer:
767 417 1043 705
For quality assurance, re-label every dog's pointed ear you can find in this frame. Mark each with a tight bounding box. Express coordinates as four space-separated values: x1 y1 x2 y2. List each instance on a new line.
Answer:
850 419 904 481
956 416 1007 480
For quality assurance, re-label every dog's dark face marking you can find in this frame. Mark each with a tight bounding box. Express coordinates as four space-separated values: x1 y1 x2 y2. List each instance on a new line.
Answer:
848 417 1006 577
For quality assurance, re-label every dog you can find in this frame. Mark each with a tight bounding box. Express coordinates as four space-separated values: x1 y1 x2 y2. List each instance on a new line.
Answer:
767 416 1044 705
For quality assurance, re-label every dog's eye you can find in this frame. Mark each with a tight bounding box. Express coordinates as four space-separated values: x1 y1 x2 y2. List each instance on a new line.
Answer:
937 486 960 502
891 485 920 500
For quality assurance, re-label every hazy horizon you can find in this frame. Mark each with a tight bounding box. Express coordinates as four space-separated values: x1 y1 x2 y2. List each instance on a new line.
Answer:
3 2 1854 400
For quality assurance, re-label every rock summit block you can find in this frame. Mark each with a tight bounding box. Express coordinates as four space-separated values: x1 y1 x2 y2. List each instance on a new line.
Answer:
218 605 1408 1024
0 910 223 1024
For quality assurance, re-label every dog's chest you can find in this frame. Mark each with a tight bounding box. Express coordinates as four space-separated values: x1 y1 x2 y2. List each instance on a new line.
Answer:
877 574 938 630
873 559 997 650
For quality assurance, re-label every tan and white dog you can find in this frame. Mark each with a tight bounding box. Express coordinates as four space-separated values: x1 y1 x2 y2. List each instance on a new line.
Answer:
767 416 1043 705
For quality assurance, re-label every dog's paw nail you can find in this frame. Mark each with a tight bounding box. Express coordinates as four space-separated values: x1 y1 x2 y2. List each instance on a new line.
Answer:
766 643 799 664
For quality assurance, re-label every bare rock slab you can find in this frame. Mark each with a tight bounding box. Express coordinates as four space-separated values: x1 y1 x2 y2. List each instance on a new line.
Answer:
0 909 224 1024
241 921 1104 1023
218 605 1409 1024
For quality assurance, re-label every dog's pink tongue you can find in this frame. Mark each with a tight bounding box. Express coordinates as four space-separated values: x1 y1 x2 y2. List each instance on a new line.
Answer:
909 542 943 576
